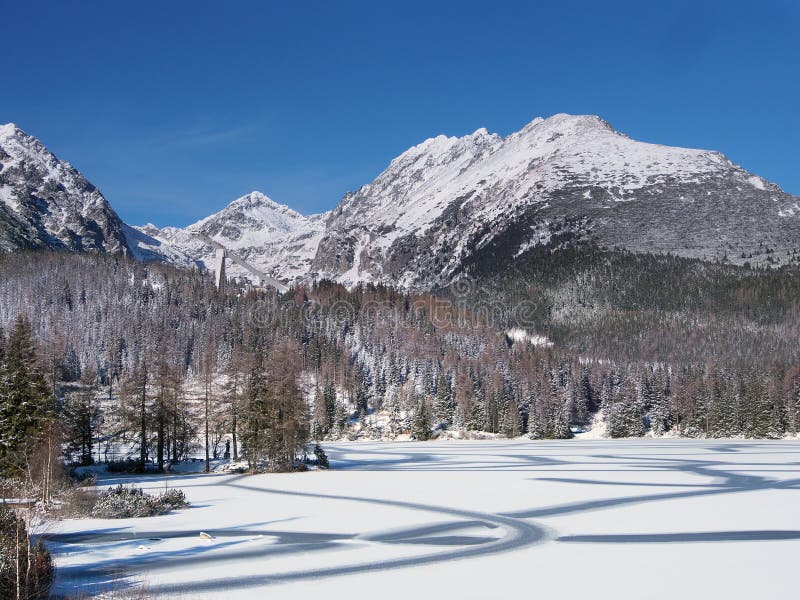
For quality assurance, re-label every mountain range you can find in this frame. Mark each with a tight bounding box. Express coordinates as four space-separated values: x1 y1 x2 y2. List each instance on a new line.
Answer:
2 114 799 289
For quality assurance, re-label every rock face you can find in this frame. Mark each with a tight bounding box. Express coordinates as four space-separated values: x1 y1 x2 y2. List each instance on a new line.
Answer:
127 191 326 284
311 114 800 288
0 123 129 254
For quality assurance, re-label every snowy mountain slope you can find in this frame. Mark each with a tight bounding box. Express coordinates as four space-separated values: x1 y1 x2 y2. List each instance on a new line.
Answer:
312 114 800 288
126 191 327 284
0 123 129 254
121 222 204 268
4 115 799 291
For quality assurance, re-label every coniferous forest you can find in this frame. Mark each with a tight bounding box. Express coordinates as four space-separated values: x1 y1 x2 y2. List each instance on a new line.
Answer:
1 245 799 482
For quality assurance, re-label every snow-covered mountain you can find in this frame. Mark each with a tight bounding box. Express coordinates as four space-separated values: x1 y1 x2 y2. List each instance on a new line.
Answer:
4 115 800 291
126 191 326 284
0 123 129 254
312 114 800 288
0 121 324 282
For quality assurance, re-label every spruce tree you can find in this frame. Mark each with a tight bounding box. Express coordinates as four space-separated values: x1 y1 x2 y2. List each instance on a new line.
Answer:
502 397 521 438
241 355 269 470
240 339 309 471
411 398 432 440
432 373 454 428
0 315 53 475
323 381 337 431
63 374 99 466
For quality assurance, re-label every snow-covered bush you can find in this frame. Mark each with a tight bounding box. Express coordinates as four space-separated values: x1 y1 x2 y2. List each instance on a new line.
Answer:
90 485 153 518
90 485 188 519
157 488 188 510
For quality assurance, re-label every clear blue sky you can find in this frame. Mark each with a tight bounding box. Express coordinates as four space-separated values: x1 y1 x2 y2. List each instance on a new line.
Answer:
1 0 798 226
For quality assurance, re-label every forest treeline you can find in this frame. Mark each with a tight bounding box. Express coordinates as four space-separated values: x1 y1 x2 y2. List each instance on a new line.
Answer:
450 243 800 366
0 247 799 476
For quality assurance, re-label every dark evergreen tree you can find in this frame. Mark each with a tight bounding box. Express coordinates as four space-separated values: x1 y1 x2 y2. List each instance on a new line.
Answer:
411 397 432 440
432 373 454 428
0 315 54 475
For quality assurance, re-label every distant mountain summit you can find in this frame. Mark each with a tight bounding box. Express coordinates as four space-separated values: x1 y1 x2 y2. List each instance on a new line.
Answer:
3 115 799 289
127 191 326 284
0 123 129 254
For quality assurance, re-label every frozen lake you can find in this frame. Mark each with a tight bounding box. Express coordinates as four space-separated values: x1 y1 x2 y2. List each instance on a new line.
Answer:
49 440 800 598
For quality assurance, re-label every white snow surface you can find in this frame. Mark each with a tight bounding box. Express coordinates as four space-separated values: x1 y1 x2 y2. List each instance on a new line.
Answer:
506 327 553 347
48 439 800 599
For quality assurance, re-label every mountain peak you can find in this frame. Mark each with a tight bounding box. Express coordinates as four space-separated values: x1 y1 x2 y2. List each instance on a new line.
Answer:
228 190 282 209
518 113 615 138
0 122 21 139
391 134 458 163
220 190 305 220
188 189 311 242
0 121 129 254
389 127 501 171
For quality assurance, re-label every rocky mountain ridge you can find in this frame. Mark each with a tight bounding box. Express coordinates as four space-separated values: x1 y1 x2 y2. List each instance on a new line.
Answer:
311 114 799 288
0 123 129 254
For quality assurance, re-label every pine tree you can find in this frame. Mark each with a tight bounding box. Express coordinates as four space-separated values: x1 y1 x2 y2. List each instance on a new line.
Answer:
648 369 672 435
311 386 326 440
411 397 432 440
240 339 309 471
528 381 547 439
333 400 349 438
354 368 371 416
63 369 100 465
609 374 645 437
323 381 337 431
432 373 454 429
501 397 521 438
467 375 486 431
241 353 269 470
0 315 54 475
119 359 151 471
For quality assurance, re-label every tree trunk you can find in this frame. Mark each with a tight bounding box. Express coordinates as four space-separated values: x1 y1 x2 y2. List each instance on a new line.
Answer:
139 366 148 471
205 382 210 473
157 402 165 472
232 413 238 461
232 371 239 461
172 411 178 461
15 515 20 600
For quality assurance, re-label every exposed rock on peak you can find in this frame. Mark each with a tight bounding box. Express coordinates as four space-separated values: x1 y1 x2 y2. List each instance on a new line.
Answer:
0 123 129 254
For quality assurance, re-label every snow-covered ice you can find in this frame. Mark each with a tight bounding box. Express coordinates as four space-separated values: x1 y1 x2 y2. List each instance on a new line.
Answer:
48 440 800 598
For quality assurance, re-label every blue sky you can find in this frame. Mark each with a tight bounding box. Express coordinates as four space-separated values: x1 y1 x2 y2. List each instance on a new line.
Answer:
1 0 798 226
